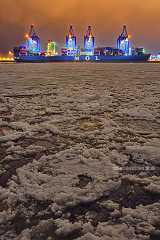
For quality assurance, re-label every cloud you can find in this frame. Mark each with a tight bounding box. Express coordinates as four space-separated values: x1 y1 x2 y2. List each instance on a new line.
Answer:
0 0 160 52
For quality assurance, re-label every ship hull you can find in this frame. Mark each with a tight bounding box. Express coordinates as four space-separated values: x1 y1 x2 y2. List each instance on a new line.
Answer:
14 54 150 63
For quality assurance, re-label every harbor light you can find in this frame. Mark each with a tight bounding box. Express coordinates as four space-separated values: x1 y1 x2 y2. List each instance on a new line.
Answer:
25 34 29 39
0 56 14 62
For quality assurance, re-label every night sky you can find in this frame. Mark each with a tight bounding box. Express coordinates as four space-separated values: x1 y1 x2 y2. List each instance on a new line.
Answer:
0 0 160 53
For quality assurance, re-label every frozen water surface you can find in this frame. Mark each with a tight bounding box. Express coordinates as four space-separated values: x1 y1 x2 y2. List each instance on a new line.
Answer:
0 63 160 240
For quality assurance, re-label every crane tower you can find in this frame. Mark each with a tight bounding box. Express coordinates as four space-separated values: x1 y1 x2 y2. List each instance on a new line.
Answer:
117 25 132 56
26 25 41 54
84 26 95 55
66 25 77 50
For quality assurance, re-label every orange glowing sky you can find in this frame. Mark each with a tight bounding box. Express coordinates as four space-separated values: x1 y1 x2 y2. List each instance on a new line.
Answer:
0 0 160 53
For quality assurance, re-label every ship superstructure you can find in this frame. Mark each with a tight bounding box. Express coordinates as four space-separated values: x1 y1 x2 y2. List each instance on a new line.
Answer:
47 41 57 56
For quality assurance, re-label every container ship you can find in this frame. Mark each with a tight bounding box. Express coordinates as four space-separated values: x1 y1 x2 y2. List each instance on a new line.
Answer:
13 25 150 63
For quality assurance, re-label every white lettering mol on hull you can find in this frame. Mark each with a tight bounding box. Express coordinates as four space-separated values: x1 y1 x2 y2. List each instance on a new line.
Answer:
85 56 100 61
95 56 100 61
85 56 90 61
75 56 80 61
74 56 100 61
